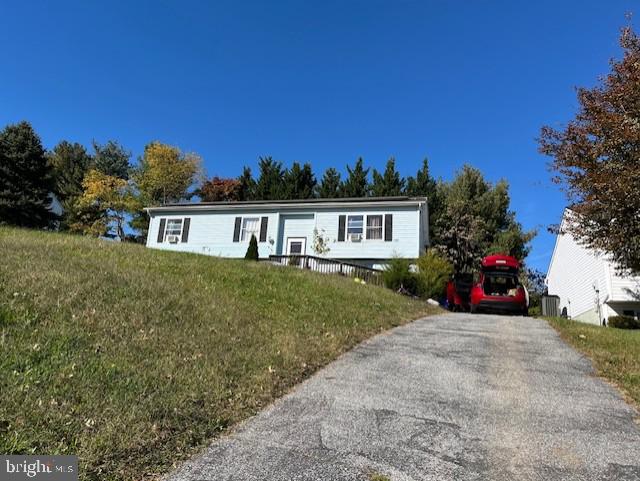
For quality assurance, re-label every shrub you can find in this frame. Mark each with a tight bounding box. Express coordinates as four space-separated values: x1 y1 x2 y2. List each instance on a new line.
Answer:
383 257 417 294
415 249 454 300
244 234 259 260
608 315 640 329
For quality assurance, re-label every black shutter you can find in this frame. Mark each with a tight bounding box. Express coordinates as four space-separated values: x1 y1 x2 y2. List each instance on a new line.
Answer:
181 218 190 243
233 217 242 242
157 218 166 243
338 215 346 242
259 217 268 242
384 214 393 241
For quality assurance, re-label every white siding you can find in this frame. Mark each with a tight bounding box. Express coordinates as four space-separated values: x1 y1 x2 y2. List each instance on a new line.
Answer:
277 214 315 255
314 206 420 259
147 210 279 258
608 268 640 301
146 202 424 260
546 223 608 324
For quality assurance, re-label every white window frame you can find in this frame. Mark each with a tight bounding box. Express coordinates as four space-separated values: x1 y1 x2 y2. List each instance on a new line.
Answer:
346 215 364 241
241 217 260 241
165 218 183 242
366 215 383 240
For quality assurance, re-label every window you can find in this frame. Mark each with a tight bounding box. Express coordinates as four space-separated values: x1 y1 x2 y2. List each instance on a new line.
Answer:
165 219 183 241
347 215 363 240
623 310 638 319
241 217 260 241
366 215 383 240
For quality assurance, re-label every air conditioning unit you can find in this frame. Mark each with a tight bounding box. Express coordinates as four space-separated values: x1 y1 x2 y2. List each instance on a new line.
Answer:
167 235 179 244
349 233 362 242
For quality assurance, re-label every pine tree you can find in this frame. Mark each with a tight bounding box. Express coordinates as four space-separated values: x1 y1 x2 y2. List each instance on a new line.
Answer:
405 158 441 234
244 234 259 260
283 162 317 199
317 167 341 198
93 140 130 179
0 121 55 227
254 156 285 200
237 166 256 201
341 157 369 198
48 141 93 202
371 157 404 197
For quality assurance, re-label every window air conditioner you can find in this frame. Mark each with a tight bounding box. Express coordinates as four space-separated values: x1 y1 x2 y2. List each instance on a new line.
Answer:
167 235 179 244
349 233 362 242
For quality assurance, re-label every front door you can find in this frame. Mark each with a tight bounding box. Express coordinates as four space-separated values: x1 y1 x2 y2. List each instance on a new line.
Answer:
286 237 306 255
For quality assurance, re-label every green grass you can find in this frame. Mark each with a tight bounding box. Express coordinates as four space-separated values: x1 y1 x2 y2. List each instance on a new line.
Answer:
547 317 640 407
0 227 437 480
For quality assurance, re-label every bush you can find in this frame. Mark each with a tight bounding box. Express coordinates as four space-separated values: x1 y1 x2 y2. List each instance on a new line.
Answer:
244 234 259 260
608 315 640 329
382 257 417 294
415 249 454 300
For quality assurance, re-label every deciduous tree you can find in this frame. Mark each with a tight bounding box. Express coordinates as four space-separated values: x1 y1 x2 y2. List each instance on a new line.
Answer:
134 142 203 205
539 26 640 274
74 169 135 240
0 121 55 227
198 177 241 202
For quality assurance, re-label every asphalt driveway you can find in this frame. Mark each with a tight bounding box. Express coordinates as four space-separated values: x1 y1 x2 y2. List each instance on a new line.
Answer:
169 313 640 481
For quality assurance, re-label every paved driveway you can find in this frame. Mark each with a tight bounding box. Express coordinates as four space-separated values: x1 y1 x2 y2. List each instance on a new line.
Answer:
169 313 640 481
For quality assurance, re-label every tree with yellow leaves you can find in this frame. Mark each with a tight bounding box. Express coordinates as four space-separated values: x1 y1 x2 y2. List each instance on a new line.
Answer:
72 169 135 240
129 142 203 240
133 142 203 205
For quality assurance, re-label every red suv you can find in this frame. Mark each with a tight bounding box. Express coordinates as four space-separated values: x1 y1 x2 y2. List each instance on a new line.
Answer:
470 255 529 315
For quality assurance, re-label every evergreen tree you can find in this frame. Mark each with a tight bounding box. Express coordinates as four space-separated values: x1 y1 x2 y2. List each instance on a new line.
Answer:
237 166 256 201
341 157 369 198
317 167 342 198
93 140 130 179
405 158 441 235
432 165 535 274
0 121 55 227
371 157 404 197
283 162 317 199
254 156 285 200
47 141 93 202
244 234 259 260
47 140 96 231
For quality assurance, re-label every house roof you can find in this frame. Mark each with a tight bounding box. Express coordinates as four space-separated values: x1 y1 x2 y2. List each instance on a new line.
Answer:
145 196 427 214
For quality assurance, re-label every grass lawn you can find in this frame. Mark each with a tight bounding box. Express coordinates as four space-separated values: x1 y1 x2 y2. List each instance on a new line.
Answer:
0 227 438 480
546 317 640 407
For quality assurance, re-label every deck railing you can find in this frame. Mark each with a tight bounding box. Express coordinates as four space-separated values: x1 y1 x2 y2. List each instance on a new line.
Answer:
266 255 384 286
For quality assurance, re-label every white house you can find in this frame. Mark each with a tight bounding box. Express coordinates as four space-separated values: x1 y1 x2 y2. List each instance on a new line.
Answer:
546 209 640 325
145 196 429 268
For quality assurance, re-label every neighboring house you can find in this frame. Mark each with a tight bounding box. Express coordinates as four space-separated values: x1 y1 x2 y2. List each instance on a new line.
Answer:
145 196 429 268
546 209 640 325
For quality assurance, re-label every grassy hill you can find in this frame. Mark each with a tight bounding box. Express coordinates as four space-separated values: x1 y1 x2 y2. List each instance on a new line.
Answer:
0 228 436 480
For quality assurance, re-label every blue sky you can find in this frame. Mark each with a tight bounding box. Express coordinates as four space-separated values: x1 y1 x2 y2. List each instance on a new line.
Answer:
0 1 635 271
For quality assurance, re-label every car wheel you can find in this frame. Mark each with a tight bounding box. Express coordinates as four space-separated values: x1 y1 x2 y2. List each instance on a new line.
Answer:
470 304 477 314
